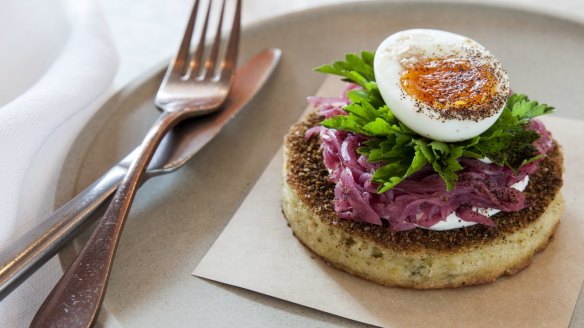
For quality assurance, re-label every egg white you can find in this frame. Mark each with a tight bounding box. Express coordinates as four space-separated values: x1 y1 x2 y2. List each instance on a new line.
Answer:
373 29 509 142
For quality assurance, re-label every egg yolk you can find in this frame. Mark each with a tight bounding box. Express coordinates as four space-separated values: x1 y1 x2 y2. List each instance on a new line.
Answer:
400 57 497 112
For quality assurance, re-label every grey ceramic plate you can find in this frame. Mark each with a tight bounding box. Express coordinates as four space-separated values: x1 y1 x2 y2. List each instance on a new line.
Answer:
58 1 584 327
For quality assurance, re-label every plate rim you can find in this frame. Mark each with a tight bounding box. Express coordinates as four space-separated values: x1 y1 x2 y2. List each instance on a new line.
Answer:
242 0 584 35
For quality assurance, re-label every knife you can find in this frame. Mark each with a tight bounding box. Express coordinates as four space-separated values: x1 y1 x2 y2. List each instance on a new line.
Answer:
0 48 281 300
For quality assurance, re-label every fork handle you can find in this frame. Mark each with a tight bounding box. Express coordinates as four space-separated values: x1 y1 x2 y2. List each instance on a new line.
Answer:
0 165 126 301
30 110 182 328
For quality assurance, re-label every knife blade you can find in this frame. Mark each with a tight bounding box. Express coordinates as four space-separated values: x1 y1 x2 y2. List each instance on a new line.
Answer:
0 48 281 300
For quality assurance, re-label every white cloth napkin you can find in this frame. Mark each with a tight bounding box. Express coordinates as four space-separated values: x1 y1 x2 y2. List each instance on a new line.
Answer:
0 0 118 326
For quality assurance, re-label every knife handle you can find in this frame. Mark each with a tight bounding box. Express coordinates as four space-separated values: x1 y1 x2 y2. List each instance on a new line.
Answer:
0 165 127 301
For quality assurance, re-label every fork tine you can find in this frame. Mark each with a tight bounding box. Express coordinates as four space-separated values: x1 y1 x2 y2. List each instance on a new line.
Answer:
171 0 201 76
190 0 213 78
203 0 226 79
219 0 241 82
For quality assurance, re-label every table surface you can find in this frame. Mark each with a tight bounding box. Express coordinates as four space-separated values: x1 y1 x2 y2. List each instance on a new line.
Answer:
95 0 584 326
98 0 584 88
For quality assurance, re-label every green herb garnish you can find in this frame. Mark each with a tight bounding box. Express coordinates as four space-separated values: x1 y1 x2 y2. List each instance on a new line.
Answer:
315 52 554 192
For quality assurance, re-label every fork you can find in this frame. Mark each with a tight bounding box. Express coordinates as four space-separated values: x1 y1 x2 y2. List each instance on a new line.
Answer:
29 0 240 326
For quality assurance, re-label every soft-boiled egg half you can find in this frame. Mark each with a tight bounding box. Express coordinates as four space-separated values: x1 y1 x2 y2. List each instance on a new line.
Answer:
374 29 510 142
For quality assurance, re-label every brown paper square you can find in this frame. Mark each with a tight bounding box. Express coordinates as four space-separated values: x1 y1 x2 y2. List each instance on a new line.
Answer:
193 76 584 328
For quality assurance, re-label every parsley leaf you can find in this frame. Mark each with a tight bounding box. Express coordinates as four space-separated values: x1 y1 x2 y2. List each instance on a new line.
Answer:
507 93 554 120
315 51 376 85
468 96 552 168
315 52 554 192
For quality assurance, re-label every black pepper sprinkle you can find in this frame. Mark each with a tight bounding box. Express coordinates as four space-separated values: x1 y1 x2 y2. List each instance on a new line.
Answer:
398 49 509 122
